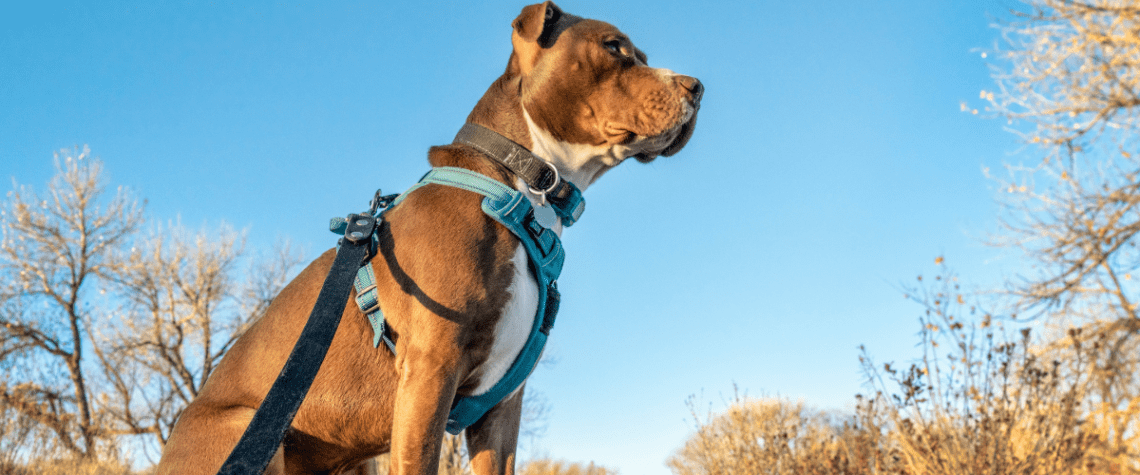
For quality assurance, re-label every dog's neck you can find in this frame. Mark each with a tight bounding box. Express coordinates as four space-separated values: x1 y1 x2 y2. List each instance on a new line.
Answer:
466 75 635 196
521 108 632 191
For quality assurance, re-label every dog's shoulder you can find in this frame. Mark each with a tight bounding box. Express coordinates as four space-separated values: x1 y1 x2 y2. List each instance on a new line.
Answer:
383 144 517 252
369 145 522 317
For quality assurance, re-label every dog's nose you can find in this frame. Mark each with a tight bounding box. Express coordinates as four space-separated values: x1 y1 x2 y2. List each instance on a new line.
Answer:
676 75 703 101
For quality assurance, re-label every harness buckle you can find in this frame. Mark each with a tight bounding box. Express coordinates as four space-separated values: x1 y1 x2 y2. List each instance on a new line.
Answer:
540 280 559 335
524 210 558 257
356 283 380 314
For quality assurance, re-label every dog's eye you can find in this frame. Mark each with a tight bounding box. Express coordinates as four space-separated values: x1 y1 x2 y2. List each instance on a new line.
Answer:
603 39 623 55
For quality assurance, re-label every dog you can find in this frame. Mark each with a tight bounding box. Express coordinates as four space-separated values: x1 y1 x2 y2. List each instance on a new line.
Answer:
156 2 701 474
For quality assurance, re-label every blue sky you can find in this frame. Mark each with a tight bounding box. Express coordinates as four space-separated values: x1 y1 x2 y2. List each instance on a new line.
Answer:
2 0 1029 473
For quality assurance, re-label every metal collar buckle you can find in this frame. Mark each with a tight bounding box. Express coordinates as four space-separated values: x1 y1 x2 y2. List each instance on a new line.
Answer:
528 160 560 206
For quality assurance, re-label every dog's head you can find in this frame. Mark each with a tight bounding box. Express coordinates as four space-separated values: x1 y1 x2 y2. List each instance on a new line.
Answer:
507 1 702 186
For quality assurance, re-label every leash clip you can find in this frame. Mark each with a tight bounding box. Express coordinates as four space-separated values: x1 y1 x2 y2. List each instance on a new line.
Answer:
528 161 560 207
369 189 400 216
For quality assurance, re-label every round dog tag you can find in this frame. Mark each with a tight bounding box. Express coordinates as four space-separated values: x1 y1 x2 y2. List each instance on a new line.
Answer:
533 203 559 229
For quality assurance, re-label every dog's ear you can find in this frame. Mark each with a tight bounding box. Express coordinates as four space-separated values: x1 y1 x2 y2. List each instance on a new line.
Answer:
511 1 563 75
513 1 562 43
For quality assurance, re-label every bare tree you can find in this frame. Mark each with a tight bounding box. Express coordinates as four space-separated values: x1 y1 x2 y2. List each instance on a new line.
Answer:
977 0 1140 464
987 0 1140 149
0 146 144 459
96 225 302 450
982 0 1140 400
519 387 551 449
1 147 303 468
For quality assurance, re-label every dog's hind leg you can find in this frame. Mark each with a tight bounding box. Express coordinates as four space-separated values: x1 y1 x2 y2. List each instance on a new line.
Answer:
156 402 286 475
465 387 524 475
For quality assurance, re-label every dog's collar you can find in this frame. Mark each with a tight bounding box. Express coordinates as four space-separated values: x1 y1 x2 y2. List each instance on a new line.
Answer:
453 123 585 226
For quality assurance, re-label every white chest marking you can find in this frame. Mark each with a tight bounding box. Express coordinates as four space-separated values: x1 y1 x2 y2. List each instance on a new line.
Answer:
470 245 539 396
523 108 626 190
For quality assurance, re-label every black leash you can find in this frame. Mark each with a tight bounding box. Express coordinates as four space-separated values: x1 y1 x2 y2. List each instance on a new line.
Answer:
215 212 378 475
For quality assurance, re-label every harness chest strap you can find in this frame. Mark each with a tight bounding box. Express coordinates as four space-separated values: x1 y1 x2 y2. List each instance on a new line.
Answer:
332 166 581 434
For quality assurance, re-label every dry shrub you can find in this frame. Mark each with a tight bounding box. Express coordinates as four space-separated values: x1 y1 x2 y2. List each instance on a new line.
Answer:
519 458 618 475
669 264 1139 474
860 262 1140 475
667 394 887 475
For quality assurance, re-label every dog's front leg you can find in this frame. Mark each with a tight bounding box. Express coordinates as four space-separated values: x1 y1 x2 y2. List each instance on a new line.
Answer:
388 341 462 475
465 386 524 475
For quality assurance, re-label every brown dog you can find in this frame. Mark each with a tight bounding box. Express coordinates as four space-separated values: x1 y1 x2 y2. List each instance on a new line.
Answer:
156 2 701 474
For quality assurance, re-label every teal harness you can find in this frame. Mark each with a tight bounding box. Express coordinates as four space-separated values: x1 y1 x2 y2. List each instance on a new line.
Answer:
331 166 584 434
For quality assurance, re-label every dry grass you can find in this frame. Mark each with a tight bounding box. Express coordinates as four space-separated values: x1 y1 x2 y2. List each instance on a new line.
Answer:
519 458 618 475
0 457 136 475
369 435 618 475
367 450 615 475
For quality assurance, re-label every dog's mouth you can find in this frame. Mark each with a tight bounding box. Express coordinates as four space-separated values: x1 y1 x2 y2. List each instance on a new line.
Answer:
633 106 700 163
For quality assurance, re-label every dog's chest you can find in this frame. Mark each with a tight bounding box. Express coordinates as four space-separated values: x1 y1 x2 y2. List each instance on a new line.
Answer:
468 245 539 396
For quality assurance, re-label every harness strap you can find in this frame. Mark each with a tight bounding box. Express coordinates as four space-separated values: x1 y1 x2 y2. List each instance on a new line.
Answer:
344 167 568 434
423 168 564 433
331 218 398 354
396 167 565 283
354 262 397 354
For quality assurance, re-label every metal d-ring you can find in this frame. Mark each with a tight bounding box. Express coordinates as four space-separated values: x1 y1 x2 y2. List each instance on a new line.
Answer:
528 161 560 206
